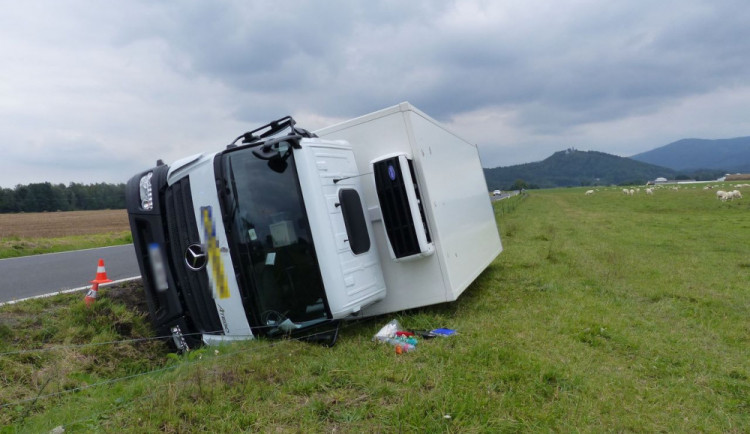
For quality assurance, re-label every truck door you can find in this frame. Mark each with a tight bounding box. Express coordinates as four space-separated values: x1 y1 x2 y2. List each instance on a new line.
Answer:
294 139 387 318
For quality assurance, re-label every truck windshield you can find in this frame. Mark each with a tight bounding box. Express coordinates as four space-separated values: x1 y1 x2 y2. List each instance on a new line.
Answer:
220 142 330 334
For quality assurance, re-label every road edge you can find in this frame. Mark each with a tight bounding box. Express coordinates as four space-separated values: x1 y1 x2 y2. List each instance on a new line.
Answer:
0 276 141 307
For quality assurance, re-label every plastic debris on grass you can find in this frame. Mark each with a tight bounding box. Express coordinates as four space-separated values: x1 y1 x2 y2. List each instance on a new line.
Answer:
430 328 456 337
373 319 417 354
373 320 458 354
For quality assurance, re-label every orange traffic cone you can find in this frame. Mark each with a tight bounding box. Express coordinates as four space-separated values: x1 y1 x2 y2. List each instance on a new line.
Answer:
91 258 113 285
84 285 98 307
85 258 113 307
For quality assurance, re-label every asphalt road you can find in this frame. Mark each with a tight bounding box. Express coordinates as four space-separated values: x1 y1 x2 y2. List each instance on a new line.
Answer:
490 190 520 202
0 244 141 304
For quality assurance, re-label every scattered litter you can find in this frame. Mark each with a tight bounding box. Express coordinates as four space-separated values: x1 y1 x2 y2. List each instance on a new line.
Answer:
373 321 457 353
373 319 401 342
431 328 456 337
394 341 415 354
373 319 417 354
410 330 439 339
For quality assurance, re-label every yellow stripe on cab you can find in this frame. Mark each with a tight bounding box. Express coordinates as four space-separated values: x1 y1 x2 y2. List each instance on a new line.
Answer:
200 206 230 299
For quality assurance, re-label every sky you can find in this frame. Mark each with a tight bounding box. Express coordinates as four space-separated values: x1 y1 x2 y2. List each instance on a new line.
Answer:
2 0 750 188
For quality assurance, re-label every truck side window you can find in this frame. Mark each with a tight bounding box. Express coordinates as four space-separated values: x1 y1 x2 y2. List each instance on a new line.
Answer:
338 189 370 255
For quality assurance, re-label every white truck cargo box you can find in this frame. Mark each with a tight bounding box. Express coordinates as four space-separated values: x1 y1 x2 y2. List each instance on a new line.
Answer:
316 102 502 316
126 103 502 347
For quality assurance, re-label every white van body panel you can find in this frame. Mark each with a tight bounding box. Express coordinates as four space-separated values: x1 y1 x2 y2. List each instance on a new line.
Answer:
316 102 502 316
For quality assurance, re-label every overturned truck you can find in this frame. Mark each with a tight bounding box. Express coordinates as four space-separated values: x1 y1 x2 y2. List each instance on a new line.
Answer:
126 103 502 346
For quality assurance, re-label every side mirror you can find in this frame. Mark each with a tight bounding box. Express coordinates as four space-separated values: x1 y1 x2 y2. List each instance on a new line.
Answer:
268 157 288 173
252 145 279 160
253 140 292 173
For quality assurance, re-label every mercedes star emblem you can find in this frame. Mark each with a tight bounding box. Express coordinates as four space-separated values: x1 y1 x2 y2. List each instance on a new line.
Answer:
185 243 207 271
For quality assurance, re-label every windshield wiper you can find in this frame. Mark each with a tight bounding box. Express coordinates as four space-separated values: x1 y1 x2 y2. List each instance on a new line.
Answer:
224 157 242 231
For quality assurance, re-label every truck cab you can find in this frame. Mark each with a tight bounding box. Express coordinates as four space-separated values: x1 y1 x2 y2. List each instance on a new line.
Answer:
127 118 386 345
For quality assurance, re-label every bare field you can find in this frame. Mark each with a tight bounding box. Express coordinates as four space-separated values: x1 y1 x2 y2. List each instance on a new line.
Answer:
0 209 129 238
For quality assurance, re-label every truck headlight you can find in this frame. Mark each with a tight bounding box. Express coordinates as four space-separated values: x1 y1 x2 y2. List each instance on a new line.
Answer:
140 172 154 210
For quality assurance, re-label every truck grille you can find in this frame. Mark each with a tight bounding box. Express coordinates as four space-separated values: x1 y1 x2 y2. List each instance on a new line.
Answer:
164 177 223 334
373 156 431 258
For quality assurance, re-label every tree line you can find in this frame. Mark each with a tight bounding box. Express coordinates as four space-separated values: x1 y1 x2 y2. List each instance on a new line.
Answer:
0 182 126 213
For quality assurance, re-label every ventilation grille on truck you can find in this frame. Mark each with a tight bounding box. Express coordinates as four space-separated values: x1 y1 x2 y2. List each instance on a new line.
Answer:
372 154 433 260
164 178 223 334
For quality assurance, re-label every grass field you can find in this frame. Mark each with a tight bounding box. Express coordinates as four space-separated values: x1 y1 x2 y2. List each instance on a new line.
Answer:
1 186 748 432
0 210 131 258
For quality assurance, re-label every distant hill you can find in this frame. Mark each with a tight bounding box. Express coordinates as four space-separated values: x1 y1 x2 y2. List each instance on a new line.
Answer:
483 149 679 190
630 137 750 172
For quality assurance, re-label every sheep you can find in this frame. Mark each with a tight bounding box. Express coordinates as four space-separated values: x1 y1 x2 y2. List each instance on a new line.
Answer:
622 188 629 195
718 190 742 201
646 188 654 195
629 189 635 196
716 190 726 200
585 190 594 195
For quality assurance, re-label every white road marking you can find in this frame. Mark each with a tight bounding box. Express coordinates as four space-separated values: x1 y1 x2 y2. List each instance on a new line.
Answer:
0 276 141 307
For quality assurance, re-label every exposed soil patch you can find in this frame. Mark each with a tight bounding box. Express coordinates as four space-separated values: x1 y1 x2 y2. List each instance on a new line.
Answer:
105 279 149 315
0 209 129 238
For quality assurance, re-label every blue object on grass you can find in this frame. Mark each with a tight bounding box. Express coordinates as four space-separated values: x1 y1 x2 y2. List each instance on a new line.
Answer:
431 328 456 336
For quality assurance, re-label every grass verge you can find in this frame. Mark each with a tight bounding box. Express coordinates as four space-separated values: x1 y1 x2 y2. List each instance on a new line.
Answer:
0 232 133 259
1 186 748 432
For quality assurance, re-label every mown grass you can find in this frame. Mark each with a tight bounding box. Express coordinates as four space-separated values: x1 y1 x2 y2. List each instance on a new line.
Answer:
1 186 748 432
0 232 133 259
0 283 168 428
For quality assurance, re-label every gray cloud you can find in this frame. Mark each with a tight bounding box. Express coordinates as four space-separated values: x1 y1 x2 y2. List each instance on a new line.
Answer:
1 0 750 187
